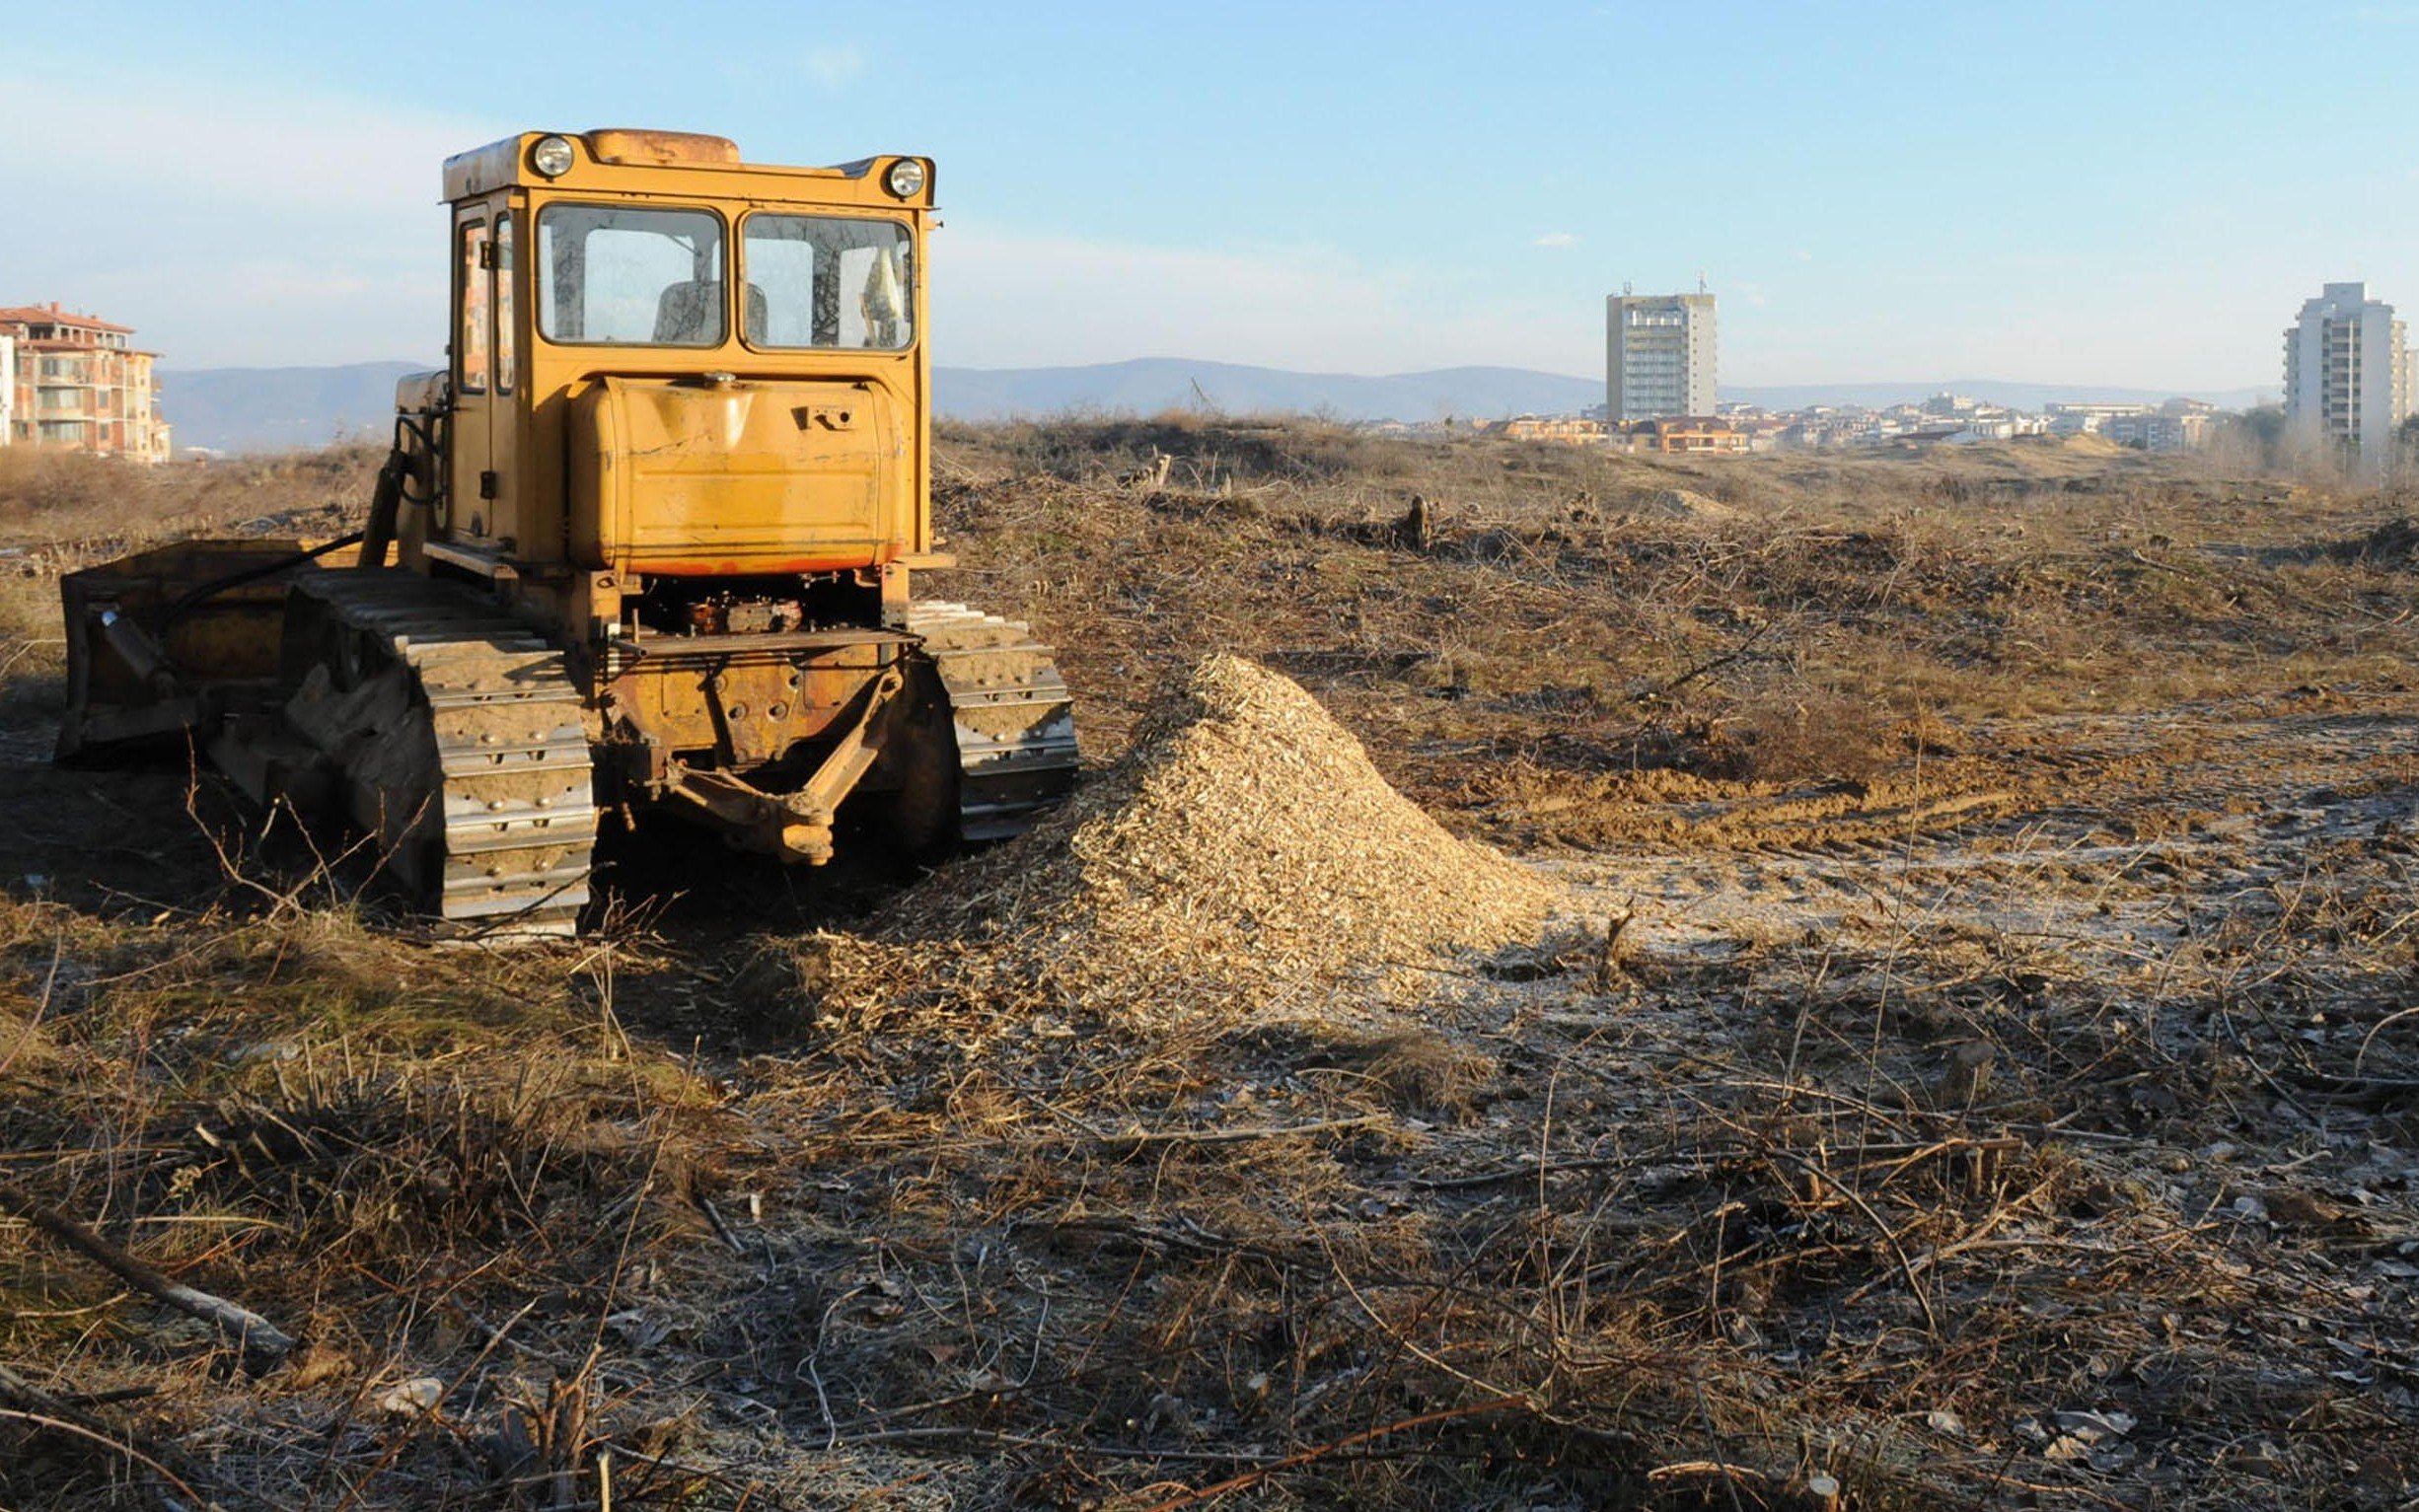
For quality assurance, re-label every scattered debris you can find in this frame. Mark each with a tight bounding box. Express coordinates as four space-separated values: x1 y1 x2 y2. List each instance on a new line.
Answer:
376 1377 445 1417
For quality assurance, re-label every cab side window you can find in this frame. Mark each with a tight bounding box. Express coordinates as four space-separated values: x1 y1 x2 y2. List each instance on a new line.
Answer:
459 220 490 395
494 213 515 395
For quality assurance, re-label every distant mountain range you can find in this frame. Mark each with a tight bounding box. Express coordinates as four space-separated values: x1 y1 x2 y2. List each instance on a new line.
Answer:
155 358 2278 454
1724 380 2276 412
159 363 428 453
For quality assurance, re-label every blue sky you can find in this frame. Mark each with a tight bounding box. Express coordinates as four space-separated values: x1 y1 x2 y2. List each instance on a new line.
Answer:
4 0 2413 391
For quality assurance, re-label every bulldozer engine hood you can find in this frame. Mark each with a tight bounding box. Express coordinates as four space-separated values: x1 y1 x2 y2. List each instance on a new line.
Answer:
567 375 908 576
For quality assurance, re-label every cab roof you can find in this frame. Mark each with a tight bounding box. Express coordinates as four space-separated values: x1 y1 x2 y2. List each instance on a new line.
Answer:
442 129 932 210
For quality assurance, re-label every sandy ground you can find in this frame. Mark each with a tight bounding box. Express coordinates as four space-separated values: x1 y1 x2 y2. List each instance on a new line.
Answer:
1584 688 2419 973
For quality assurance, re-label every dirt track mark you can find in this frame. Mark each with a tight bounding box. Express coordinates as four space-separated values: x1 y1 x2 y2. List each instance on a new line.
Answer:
1565 692 2419 982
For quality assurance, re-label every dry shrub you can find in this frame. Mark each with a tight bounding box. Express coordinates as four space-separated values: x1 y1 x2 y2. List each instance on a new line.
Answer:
0 897 737 1345
1352 1028 1499 1121
0 552 66 721
0 883 766 1500
1702 691 1890 785
0 446 383 722
930 418 2419 833
10 427 2419 1509
941 412 1421 488
185 1069 663 1266
2334 514 2419 563
0 443 380 549
0 447 140 529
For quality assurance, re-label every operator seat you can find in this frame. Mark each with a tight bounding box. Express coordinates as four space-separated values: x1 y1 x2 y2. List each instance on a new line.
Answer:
652 281 770 343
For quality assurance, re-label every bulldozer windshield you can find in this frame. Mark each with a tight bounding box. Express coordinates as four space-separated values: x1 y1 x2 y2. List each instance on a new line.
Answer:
740 215 914 350
537 204 727 346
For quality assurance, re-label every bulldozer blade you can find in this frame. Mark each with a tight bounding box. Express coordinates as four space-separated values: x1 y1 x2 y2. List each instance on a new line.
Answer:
57 540 335 761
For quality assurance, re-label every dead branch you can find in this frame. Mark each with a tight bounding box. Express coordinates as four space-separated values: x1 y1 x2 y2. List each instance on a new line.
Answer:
1641 616 1779 701
0 935 62 1082
1756 1149 1940 1334
1411 1135 2024 1192
1591 907 1634 992
0 1180 300 1364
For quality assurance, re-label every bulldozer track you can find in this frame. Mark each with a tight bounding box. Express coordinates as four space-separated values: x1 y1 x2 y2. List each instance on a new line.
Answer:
290 570 597 937
908 602 1081 840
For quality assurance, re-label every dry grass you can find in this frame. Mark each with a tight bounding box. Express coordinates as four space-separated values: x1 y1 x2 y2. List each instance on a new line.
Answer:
0 445 377 552
927 420 2419 846
0 890 756 1509
2 422 2418 1507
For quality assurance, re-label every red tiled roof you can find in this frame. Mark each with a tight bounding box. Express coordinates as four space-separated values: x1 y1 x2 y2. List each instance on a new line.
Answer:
19 339 159 358
0 304 136 333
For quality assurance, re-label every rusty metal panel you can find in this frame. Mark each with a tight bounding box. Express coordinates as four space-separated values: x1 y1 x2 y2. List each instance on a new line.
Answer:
602 631 906 769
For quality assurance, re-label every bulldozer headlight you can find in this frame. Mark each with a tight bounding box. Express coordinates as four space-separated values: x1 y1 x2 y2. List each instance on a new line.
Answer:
884 159 926 198
530 135 576 179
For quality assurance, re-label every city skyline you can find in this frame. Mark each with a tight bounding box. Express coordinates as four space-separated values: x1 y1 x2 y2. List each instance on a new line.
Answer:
1 1 2412 391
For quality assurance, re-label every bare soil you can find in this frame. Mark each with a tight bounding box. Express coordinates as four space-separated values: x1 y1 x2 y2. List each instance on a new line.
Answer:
3 427 2418 1510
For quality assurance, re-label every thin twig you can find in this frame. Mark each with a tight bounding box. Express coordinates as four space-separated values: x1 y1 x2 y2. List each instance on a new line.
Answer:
1096 1115 1390 1149
1135 1394 1532 1512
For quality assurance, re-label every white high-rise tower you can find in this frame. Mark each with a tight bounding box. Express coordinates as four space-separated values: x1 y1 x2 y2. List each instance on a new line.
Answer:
1606 287 1717 422
2284 282 2410 468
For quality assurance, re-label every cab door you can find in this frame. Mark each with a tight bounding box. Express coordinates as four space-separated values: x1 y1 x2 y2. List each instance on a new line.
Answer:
487 205 521 553
448 199 521 547
447 207 494 542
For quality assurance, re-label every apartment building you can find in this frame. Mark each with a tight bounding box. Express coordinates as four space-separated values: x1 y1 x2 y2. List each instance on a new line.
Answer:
1606 290 1716 421
1489 415 1606 445
2283 282 2410 468
2102 411 2210 453
1616 416 1747 454
2043 401 2151 436
0 303 171 463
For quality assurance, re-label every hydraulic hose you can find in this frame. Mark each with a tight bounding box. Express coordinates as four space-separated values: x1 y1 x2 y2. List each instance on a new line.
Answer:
356 449 409 570
156 530 367 632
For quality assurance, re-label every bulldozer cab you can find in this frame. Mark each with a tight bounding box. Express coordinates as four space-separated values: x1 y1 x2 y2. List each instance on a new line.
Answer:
418 130 940 637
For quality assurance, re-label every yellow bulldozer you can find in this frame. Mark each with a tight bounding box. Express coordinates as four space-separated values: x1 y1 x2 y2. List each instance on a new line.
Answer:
56 129 1078 936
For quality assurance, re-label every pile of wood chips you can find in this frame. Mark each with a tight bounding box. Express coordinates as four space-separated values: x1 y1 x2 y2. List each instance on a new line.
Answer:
807 655 1558 1027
